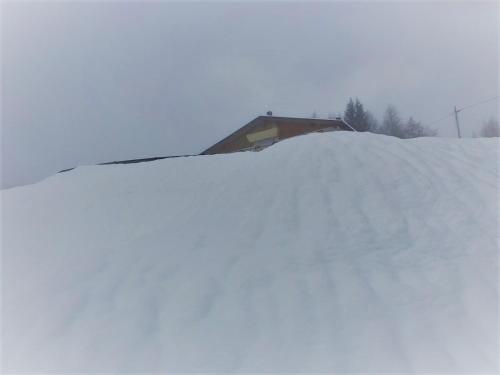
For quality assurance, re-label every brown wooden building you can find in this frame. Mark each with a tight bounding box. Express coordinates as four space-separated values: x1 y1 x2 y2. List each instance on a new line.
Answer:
201 115 352 155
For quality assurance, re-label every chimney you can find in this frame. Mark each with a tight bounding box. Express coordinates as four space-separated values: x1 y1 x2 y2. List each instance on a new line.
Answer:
266 110 273 116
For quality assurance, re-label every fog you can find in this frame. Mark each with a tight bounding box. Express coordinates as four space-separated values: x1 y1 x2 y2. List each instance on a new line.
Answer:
2 2 498 189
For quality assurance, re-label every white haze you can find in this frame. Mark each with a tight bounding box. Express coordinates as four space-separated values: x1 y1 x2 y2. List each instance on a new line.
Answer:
2 2 498 188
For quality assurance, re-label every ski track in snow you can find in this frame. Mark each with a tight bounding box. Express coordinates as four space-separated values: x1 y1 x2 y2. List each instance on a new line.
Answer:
2 132 499 373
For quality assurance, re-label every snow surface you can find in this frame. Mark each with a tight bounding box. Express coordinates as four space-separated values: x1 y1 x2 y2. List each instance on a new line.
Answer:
2 132 499 373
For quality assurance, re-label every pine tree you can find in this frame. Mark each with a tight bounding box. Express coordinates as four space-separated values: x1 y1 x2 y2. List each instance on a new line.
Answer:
479 118 499 137
380 105 404 138
404 117 437 138
404 117 424 138
344 98 356 128
353 99 370 132
365 111 379 133
344 98 371 131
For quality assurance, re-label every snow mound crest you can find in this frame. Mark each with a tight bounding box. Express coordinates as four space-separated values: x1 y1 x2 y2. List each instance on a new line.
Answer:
3 132 499 372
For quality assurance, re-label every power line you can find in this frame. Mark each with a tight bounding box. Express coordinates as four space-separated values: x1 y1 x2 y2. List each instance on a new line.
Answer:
427 112 455 126
426 95 499 127
456 95 499 113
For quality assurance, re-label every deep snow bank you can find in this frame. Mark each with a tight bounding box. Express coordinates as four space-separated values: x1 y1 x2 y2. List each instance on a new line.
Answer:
2 132 499 373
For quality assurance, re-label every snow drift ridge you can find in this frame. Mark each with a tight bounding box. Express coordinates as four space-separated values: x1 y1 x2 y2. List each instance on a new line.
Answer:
2 132 499 372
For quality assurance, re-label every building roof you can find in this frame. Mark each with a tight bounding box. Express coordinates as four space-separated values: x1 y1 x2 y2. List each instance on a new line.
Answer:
59 116 352 173
201 115 351 155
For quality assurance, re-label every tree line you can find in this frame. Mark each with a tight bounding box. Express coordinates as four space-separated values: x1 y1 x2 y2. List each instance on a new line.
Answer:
339 98 499 138
473 118 499 138
342 98 437 138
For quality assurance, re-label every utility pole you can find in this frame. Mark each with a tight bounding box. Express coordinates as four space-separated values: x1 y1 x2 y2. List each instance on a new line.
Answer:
454 106 462 138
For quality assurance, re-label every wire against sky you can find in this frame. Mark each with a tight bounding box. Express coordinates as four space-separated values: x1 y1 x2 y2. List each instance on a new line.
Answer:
426 95 499 126
456 96 499 113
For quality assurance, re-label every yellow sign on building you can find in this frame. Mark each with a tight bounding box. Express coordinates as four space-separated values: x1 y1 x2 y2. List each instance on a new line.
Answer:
246 126 278 143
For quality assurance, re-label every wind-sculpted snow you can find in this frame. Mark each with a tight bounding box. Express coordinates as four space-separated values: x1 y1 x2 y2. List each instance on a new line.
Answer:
2 132 498 372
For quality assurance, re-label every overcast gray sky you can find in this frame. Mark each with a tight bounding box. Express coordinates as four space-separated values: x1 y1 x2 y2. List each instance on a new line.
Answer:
2 1 498 189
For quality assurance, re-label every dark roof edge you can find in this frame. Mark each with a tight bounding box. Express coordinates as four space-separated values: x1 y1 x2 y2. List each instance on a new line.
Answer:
254 115 344 122
58 154 197 174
